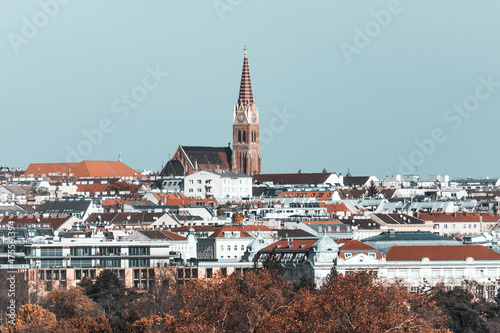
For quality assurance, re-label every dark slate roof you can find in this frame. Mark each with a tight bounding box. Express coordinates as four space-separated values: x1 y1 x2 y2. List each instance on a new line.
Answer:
253 173 331 185
362 230 460 254
276 229 317 238
338 218 381 230
160 160 185 177
374 214 426 225
343 176 370 187
252 187 267 198
181 146 232 169
363 230 455 242
36 199 91 215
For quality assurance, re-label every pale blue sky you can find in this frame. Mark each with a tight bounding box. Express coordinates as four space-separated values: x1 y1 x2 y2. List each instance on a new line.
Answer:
1 1 500 179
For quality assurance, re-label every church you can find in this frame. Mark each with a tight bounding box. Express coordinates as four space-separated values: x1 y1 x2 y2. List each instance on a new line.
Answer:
161 48 262 177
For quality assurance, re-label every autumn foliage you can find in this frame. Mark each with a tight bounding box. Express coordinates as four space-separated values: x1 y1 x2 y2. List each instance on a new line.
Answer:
3 269 456 332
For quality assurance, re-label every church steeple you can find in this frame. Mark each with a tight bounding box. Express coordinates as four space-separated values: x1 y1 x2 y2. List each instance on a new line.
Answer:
232 47 261 176
238 47 254 107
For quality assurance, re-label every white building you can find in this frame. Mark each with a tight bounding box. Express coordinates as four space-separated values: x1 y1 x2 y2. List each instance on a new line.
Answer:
184 170 252 201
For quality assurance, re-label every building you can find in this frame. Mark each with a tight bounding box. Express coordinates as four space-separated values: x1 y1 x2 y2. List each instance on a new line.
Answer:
184 170 252 201
23 161 143 179
231 47 261 175
163 48 262 176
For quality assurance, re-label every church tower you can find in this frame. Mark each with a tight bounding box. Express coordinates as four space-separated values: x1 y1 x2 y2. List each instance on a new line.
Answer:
232 47 261 175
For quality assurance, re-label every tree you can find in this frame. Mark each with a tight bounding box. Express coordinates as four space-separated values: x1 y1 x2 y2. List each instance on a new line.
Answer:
267 272 449 332
107 181 139 194
172 269 292 332
54 316 112 333
232 213 244 223
431 285 489 333
46 286 101 319
366 180 379 198
4 304 57 333
81 270 136 319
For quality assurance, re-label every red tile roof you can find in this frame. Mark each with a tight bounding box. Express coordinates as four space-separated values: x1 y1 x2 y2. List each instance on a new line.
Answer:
209 227 252 238
24 161 143 178
260 238 318 252
0 216 72 230
416 212 499 222
386 245 500 261
160 230 186 240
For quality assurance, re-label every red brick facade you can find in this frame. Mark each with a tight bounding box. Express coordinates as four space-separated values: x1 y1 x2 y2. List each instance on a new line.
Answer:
232 48 261 175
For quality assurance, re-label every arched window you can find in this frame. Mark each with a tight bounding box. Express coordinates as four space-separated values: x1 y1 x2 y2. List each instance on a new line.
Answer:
238 131 241 143
243 131 246 143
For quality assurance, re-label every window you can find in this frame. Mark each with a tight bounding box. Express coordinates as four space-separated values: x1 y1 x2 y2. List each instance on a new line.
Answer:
220 245 224 251
234 245 238 251
197 180 202 184
188 180 193 184
197 188 202 192
227 245 231 251
241 245 245 250
40 247 63 257
345 253 352 258
443 224 448 229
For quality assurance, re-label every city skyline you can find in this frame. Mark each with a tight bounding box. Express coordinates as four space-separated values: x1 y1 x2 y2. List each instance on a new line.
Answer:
2 1 500 179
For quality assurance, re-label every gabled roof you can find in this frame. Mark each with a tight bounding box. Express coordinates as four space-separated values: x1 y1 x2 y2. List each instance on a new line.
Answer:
160 160 185 177
343 176 370 187
386 245 500 261
181 146 232 171
24 161 142 178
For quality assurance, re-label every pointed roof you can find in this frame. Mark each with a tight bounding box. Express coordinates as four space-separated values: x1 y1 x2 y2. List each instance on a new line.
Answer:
238 47 254 106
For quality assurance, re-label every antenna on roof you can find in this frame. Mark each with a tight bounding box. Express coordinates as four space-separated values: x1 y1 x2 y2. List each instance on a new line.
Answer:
118 152 121 162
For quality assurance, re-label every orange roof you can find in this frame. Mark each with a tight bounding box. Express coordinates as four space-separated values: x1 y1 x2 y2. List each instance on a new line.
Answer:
24 161 143 178
321 203 350 213
102 199 127 206
153 192 217 207
337 239 377 251
417 212 499 223
386 245 500 261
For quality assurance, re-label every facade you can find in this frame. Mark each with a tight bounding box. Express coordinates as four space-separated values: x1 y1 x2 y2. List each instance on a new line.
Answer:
184 170 252 200
231 48 261 175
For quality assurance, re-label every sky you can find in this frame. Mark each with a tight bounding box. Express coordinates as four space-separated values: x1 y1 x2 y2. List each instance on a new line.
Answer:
1 1 500 180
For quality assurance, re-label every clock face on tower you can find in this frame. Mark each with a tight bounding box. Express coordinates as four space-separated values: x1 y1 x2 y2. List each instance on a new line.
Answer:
252 114 257 122
238 114 244 122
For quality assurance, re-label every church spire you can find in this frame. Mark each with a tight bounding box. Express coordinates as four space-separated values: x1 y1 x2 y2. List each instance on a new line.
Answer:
238 46 254 107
